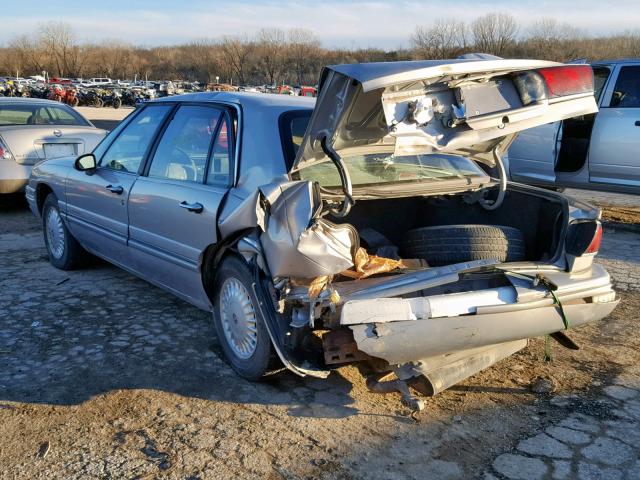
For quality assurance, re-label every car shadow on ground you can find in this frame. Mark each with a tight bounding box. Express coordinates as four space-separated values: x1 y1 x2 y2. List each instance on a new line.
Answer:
0 216 366 418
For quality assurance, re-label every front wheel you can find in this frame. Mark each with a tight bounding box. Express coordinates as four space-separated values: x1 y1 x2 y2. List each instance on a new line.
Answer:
213 256 275 380
42 194 88 270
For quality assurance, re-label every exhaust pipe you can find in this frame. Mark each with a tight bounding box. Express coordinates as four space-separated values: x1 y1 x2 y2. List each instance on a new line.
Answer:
399 339 528 396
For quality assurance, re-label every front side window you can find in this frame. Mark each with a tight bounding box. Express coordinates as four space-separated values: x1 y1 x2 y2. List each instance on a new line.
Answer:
610 66 640 108
100 105 172 173
148 105 222 183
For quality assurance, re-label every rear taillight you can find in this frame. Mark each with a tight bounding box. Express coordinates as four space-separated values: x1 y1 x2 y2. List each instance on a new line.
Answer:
566 221 602 256
0 137 13 160
513 65 594 105
585 223 603 254
537 65 594 99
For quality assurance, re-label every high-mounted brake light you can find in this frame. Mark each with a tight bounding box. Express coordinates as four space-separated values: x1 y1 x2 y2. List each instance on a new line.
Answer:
537 65 594 99
585 223 603 254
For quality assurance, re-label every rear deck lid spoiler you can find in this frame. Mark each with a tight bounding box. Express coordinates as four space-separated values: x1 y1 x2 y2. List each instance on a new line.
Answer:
291 59 598 170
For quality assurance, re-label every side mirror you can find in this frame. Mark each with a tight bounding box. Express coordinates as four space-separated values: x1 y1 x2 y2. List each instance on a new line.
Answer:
75 153 97 172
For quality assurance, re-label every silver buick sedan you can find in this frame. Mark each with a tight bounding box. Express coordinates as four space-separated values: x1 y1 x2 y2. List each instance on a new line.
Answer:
27 59 618 410
0 98 106 194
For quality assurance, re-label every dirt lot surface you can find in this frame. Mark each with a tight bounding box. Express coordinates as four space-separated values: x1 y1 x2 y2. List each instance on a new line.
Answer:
1 195 639 480
1 107 639 479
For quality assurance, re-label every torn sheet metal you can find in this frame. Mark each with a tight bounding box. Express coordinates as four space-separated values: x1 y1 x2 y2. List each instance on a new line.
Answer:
260 181 357 278
219 180 358 279
350 300 618 364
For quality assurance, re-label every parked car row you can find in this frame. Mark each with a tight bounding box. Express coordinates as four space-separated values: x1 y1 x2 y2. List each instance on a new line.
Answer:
0 98 106 194
22 57 617 411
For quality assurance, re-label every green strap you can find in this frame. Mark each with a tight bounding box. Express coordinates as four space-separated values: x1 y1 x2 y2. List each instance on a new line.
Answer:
549 289 570 330
544 334 553 362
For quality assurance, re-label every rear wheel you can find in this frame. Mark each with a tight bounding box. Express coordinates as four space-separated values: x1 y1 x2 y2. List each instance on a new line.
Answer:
212 256 275 380
42 194 88 270
401 224 526 266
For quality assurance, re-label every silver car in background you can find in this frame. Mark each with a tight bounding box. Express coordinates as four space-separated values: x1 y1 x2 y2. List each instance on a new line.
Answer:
0 98 106 194
508 59 640 193
26 59 618 411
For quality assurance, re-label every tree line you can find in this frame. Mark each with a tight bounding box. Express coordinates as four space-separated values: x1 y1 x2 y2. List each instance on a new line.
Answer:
1 14 639 86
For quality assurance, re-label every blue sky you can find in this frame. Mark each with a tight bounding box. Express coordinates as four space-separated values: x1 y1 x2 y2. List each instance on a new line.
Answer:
3 0 639 48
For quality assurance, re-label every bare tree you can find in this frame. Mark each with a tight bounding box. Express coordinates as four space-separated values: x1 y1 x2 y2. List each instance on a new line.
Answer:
38 22 86 77
411 18 467 59
257 28 286 86
471 13 518 56
220 36 254 85
287 28 321 85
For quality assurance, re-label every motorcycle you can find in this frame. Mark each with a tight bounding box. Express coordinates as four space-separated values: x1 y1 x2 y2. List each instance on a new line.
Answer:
78 89 103 107
100 88 122 109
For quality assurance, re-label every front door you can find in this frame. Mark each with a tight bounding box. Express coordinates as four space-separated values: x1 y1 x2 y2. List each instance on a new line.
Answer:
65 104 173 263
588 64 640 191
128 104 234 309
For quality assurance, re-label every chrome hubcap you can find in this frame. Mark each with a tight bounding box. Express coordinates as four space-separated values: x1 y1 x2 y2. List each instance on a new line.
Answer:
45 207 65 259
219 278 258 359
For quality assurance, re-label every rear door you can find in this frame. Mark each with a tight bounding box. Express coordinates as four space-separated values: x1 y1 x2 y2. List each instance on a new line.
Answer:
588 64 640 190
127 104 234 309
506 121 560 184
65 104 172 263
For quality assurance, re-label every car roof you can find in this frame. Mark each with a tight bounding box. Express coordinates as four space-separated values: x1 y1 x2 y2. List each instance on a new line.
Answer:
0 97 67 106
592 58 640 65
152 91 315 111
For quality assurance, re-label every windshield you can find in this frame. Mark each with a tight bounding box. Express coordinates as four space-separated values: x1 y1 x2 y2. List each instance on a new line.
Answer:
0 103 90 126
297 152 487 187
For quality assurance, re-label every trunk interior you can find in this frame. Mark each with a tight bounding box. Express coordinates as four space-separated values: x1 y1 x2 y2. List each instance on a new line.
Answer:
329 188 565 265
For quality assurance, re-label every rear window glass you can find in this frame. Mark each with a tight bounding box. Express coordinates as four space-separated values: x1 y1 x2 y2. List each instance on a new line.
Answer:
279 110 312 171
0 104 90 126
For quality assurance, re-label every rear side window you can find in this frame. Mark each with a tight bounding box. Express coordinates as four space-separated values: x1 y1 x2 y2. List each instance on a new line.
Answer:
206 112 234 186
279 110 312 171
148 105 222 183
0 104 89 126
592 67 611 103
610 66 640 108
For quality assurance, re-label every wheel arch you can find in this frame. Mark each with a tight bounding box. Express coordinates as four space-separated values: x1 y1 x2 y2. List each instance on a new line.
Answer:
35 183 54 215
200 228 259 303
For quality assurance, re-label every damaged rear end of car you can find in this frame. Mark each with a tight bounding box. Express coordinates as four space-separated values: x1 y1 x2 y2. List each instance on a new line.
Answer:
215 59 618 409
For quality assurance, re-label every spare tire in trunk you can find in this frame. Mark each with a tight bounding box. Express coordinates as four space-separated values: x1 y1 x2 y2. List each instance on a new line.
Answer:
400 224 525 266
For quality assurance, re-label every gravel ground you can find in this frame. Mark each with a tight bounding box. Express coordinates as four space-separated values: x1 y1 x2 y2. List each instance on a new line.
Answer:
0 191 639 479
1 107 639 478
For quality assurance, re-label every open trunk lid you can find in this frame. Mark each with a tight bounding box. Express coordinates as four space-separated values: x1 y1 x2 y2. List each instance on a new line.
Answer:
292 58 598 170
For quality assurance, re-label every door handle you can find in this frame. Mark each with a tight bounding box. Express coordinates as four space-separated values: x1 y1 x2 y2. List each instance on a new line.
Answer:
105 184 124 194
634 120 640 126
179 201 203 213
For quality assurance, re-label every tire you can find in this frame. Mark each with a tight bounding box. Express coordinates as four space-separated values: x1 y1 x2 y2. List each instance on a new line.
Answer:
42 194 88 270
400 224 526 266
71 97 79 107
113 98 122 109
212 255 275 380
